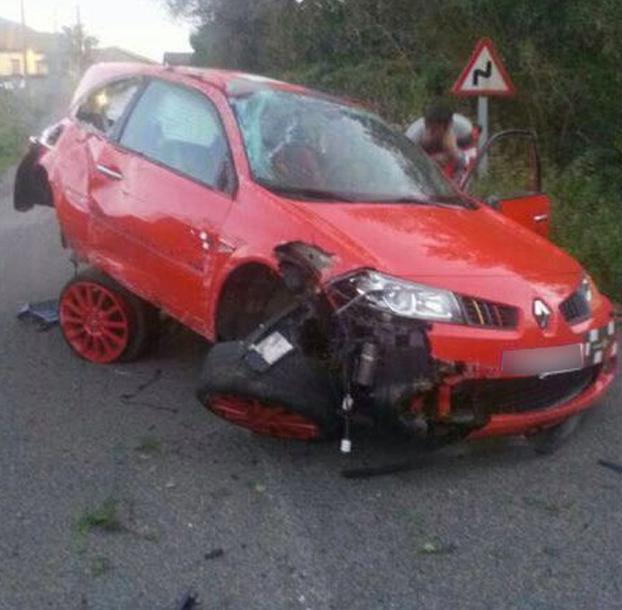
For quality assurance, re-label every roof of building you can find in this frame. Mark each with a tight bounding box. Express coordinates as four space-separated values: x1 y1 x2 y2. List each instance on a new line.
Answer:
0 16 35 52
163 52 194 66
94 46 155 65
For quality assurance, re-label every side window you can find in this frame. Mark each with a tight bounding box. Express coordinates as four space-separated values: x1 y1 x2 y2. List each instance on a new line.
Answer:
119 80 234 192
75 78 141 136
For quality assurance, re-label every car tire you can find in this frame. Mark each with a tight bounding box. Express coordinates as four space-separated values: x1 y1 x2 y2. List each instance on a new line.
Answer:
197 341 342 441
58 268 158 364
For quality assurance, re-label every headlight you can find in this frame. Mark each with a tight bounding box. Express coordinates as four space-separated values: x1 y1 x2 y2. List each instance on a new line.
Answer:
578 273 601 309
578 277 592 303
354 270 463 322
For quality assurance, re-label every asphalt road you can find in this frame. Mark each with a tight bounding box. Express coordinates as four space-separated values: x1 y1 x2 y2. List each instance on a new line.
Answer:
1 165 621 610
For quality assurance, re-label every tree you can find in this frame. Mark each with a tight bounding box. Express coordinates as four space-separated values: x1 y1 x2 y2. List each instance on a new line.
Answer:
60 23 99 78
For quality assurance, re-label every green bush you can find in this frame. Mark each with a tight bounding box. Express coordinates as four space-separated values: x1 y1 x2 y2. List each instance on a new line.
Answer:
547 156 621 300
0 93 28 171
281 58 428 125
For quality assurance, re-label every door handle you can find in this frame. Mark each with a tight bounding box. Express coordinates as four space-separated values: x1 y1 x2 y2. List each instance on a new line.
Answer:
533 213 549 222
96 164 123 180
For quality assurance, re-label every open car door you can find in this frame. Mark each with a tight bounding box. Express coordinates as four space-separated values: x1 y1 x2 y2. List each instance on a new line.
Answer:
460 130 549 237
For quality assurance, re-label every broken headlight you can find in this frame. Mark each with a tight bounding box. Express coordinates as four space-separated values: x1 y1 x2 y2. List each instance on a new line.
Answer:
354 271 463 322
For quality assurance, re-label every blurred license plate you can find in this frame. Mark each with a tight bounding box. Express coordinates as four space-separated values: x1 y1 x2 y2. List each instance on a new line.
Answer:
503 343 583 376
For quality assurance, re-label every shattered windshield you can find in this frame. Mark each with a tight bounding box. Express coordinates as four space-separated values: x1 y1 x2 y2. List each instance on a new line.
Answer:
229 89 465 204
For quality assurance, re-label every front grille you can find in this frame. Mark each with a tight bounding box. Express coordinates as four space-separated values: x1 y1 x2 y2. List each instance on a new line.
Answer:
451 366 597 415
459 296 518 329
560 290 590 324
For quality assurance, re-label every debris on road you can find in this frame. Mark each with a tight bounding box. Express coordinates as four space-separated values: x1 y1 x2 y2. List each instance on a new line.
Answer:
420 541 458 555
204 548 225 561
121 369 163 401
174 591 198 610
16 299 58 331
598 459 622 474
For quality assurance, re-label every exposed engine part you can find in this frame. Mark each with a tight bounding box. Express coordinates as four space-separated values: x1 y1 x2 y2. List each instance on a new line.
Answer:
340 394 354 453
198 249 490 452
356 342 378 387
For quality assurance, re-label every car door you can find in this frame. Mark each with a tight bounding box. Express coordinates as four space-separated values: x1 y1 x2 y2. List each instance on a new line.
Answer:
459 130 550 237
88 78 236 334
48 77 142 252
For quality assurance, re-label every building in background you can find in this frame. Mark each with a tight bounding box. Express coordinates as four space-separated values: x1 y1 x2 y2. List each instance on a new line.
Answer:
0 16 49 78
1 17 154 92
163 52 193 66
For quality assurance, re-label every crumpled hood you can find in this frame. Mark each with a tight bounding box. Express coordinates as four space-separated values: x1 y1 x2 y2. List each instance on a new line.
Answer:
283 200 582 303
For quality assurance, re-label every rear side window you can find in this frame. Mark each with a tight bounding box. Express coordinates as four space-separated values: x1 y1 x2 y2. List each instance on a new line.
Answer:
119 80 233 192
75 78 140 136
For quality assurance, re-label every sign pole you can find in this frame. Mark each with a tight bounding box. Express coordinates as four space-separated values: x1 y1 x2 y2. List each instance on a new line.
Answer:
477 95 488 175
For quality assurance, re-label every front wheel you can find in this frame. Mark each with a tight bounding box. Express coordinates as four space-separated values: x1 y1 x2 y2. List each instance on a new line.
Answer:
197 341 342 441
58 268 158 364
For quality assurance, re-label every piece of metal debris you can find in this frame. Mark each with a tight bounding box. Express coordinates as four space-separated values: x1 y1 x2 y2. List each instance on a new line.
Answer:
121 369 163 400
598 459 622 474
204 548 225 561
17 299 59 330
174 591 198 610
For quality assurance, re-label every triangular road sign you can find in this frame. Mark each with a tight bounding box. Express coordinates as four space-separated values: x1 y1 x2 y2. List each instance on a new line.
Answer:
451 37 515 97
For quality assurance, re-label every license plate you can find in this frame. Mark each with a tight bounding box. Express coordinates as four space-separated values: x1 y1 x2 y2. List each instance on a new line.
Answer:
502 343 583 376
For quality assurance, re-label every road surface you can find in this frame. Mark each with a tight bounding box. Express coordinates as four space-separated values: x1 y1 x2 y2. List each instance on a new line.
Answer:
1 166 620 610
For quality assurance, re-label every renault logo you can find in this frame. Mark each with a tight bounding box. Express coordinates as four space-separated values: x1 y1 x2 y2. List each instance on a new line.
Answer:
533 299 551 329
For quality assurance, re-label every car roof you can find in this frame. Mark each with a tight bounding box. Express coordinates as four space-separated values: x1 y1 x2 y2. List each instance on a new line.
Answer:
71 62 360 109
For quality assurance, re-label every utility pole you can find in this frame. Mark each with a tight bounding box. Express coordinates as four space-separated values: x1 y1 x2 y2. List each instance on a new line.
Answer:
75 4 84 74
20 0 29 81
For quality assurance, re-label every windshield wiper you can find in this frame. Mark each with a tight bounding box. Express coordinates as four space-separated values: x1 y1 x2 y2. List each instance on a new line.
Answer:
429 194 474 207
258 182 356 202
374 196 433 205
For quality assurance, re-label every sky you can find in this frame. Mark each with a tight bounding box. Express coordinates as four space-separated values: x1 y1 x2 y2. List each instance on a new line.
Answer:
0 0 193 62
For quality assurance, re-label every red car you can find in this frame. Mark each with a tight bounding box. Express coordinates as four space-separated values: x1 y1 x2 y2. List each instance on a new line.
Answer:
15 63 617 451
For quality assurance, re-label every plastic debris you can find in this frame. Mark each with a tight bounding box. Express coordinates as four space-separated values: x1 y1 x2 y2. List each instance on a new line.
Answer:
17 299 59 331
174 591 198 610
204 548 225 560
598 459 622 474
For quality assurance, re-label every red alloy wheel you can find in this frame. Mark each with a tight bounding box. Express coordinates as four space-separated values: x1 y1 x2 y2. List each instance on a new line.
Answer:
209 395 320 440
59 280 131 363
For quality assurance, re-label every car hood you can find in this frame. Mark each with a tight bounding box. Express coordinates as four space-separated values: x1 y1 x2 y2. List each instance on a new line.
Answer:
282 200 582 300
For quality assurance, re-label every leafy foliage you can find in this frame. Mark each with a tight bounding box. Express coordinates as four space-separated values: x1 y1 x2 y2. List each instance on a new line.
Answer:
0 93 28 171
171 0 621 295
60 23 99 78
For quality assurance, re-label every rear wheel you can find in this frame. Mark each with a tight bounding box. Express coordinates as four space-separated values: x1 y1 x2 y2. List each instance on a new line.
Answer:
58 269 158 364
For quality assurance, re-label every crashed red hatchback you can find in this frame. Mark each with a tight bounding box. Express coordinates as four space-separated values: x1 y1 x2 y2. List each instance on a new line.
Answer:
15 63 616 450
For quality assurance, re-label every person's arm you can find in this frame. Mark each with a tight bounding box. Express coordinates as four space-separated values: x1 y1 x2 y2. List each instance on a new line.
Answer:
442 129 468 168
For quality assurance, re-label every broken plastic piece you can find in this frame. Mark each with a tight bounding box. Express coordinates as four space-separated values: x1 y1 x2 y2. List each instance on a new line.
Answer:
204 548 225 560
17 299 59 330
174 592 198 610
598 459 622 474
